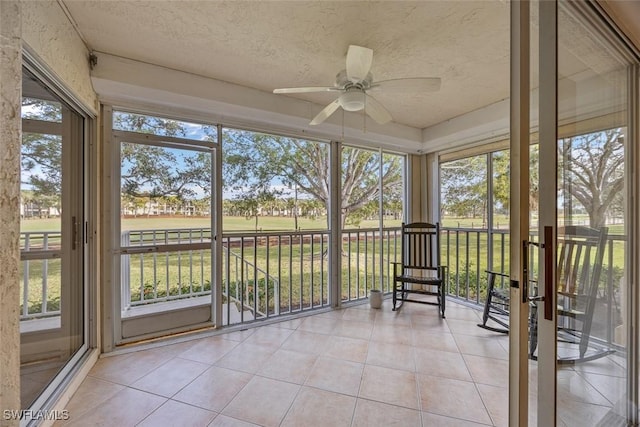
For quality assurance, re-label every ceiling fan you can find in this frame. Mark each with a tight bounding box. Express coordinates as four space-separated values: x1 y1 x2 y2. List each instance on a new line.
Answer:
273 45 441 126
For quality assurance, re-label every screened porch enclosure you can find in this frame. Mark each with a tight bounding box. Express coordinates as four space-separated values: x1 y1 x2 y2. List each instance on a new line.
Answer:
19 112 626 351
9 0 640 425
104 113 409 338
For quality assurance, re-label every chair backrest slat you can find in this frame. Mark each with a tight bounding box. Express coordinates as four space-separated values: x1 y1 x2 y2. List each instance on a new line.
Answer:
557 225 607 300
401 222 440 270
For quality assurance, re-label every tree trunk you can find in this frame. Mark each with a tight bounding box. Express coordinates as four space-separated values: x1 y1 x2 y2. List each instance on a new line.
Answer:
589 206 607 228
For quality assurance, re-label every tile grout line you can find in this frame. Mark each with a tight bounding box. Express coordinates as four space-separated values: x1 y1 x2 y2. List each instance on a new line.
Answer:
61 301 625 426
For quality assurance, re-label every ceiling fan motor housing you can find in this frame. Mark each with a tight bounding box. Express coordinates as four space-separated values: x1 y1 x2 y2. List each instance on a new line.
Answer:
335 69 373 88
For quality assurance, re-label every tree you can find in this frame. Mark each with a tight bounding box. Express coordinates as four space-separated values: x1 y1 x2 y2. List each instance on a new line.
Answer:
21 99 64 212
120 143 211 204
20 189 57 219
528 144 540 214
559 128 624 227
114 111 186 137
342 149 403 227
20 108 213 217
491 150 510 216
381 157 404 221
345 199 378 227
300 198 325 221
440 155 487 225
115 112 213 207
192 197 211 216
384 198 403 220
233 191 275 231
440 147 540 228
21 133 63 212
222 129 402 228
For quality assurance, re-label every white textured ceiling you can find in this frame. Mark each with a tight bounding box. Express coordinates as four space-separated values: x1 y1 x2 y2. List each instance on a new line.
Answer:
63 0 511 130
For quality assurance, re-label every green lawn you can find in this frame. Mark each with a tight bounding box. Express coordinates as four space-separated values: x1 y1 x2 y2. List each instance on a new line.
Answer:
20 215 400 233
21 217 62 233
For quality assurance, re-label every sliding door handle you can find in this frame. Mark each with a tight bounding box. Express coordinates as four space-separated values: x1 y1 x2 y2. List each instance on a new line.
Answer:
522 240 528 303
72 216 78 250
543 226 554 321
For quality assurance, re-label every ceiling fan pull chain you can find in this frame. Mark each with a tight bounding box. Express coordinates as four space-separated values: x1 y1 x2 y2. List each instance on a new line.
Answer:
363 100 367 133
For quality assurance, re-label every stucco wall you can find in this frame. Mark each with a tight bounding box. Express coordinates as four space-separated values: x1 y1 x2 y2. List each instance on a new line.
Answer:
0 1 22 425
21 0 97 112
0 1 97 420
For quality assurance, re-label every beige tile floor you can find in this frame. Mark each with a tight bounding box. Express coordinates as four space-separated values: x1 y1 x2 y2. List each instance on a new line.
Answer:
55 299 626 427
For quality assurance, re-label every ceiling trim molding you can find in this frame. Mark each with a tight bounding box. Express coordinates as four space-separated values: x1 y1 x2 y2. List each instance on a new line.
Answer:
421 98 510 154
91 53 423 153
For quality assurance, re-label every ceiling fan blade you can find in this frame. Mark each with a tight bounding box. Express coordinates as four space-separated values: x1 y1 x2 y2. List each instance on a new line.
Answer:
364 95 392 124
273 87 339 94
370 77 441 93
346 45 373 83
310 99 341 125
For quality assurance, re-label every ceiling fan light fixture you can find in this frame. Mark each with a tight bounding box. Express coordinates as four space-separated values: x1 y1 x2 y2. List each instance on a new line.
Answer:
339 90 365 112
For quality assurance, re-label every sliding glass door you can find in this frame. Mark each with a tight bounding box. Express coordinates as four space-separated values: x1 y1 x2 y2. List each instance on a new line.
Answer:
510 1 638 424
20 67 86 411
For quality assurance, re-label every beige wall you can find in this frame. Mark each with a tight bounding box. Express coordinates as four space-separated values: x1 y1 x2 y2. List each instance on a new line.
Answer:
21 0 97 113
407 153 440 224
0 1 97 421
407 154 424 223
0 1 22 424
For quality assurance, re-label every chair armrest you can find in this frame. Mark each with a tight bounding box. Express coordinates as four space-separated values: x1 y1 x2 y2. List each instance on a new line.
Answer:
485 270 509 278
438 265 447 278
391 261 401 277
558 291 590 300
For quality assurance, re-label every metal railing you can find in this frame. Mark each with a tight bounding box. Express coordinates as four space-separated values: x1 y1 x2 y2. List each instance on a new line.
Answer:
442 227 510 305
20 231 62 320
20 225 624 341
341 227 402 302
442 226 625 345
120 228 213 310
221 230 330 325
19 226 402 323
119 226 403 325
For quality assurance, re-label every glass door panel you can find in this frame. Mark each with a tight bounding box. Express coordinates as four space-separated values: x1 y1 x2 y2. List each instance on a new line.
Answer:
555 2 631 424
117 137 214 340
20 71 85 410
381 152 404 295
531 1 634 425
220 128 331 325
527 1 542 423
341 146 382 302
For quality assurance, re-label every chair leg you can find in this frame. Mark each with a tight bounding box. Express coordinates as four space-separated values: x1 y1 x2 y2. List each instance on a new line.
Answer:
392 281 397 311
440 284 446 318
529 303 538 359
479 273 496 328
477 273 509 333
578 299 596 359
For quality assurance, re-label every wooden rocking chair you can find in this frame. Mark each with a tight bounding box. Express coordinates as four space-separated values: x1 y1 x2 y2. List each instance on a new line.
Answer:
478 225 614 364
477 270 510 333
392 222 446 317
529 225 614 364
